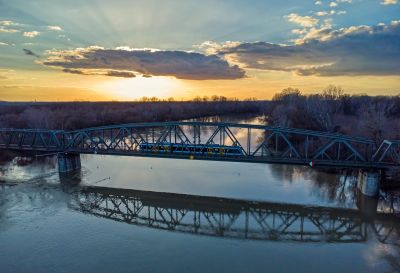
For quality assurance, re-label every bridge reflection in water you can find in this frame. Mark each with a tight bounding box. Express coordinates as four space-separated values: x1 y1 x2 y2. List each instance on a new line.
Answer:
70 186 400 244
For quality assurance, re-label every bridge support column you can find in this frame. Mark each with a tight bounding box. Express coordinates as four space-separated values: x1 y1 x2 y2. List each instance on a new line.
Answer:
58 153 81 173
357 169 380 197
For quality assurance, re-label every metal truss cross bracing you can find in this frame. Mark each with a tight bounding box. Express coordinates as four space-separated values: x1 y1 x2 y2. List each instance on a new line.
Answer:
1 122 399 168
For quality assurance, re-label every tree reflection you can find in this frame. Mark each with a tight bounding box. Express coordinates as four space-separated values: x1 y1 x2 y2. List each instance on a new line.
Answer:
268 164 358 206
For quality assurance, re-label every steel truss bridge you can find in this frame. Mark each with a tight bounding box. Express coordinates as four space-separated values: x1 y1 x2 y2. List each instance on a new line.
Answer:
1 122 399 168
71 186 400 244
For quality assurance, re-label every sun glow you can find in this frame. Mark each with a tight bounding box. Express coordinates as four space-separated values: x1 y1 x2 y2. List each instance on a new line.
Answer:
98 76 184 100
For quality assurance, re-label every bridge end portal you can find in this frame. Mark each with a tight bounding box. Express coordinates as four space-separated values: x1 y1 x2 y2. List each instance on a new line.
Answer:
58 153 81 174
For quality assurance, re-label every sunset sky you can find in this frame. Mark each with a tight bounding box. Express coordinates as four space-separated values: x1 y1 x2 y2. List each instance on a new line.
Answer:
0 0 399 101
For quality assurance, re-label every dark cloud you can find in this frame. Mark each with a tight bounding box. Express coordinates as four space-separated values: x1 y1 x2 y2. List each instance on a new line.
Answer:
23 48 40 58
106 70 136 78
62 68 136 78
43 47 245 80
62 68 85 75
214 21 400 76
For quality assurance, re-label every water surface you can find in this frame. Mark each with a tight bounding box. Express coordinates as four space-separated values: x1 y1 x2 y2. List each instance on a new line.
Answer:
1 115 399 273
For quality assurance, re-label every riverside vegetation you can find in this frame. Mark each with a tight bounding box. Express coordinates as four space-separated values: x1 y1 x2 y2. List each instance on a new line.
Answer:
1 86 399 160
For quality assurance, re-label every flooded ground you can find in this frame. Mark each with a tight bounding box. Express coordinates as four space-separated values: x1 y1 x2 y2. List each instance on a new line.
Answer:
0 115 399 273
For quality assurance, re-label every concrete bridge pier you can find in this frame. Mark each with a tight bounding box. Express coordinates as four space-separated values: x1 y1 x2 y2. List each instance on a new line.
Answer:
58 153 81 173
357 169 380 197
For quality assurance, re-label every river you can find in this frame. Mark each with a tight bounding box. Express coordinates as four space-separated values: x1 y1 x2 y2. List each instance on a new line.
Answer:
0 115 399 273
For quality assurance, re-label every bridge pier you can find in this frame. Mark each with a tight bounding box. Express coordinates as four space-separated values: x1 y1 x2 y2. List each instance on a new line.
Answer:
357 169 380 197
57 153 81 173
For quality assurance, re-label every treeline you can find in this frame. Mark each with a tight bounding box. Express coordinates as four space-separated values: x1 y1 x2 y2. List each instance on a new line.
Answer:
268 85 400 143
0 100 270 130
1 87 399 142
137 95 257 102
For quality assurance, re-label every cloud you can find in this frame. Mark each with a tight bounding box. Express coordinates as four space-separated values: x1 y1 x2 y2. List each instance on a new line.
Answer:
0 21 12 26
316 11 329 16
329 1 338 7
285 13 319 27
0 20 21 26
48 25 63 31
0 20 22 33
23 48 40 58
23 31 40 38
195 40 242 55
62 68 86 75
0 27 19 33
381 0 398 4
106 70 136 77
0 42 9 46
315 1 322 4
62 68 136 78
208 21 400 77
41 46 245 80
291 29 308 35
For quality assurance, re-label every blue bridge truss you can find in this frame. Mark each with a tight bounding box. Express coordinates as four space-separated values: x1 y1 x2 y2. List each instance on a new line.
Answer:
0 122 399 168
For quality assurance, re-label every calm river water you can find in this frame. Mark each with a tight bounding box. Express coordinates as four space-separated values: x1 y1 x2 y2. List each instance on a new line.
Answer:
0 116 399 273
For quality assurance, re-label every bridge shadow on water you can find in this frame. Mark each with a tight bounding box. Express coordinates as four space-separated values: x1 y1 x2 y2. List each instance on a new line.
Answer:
68 183 400 245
